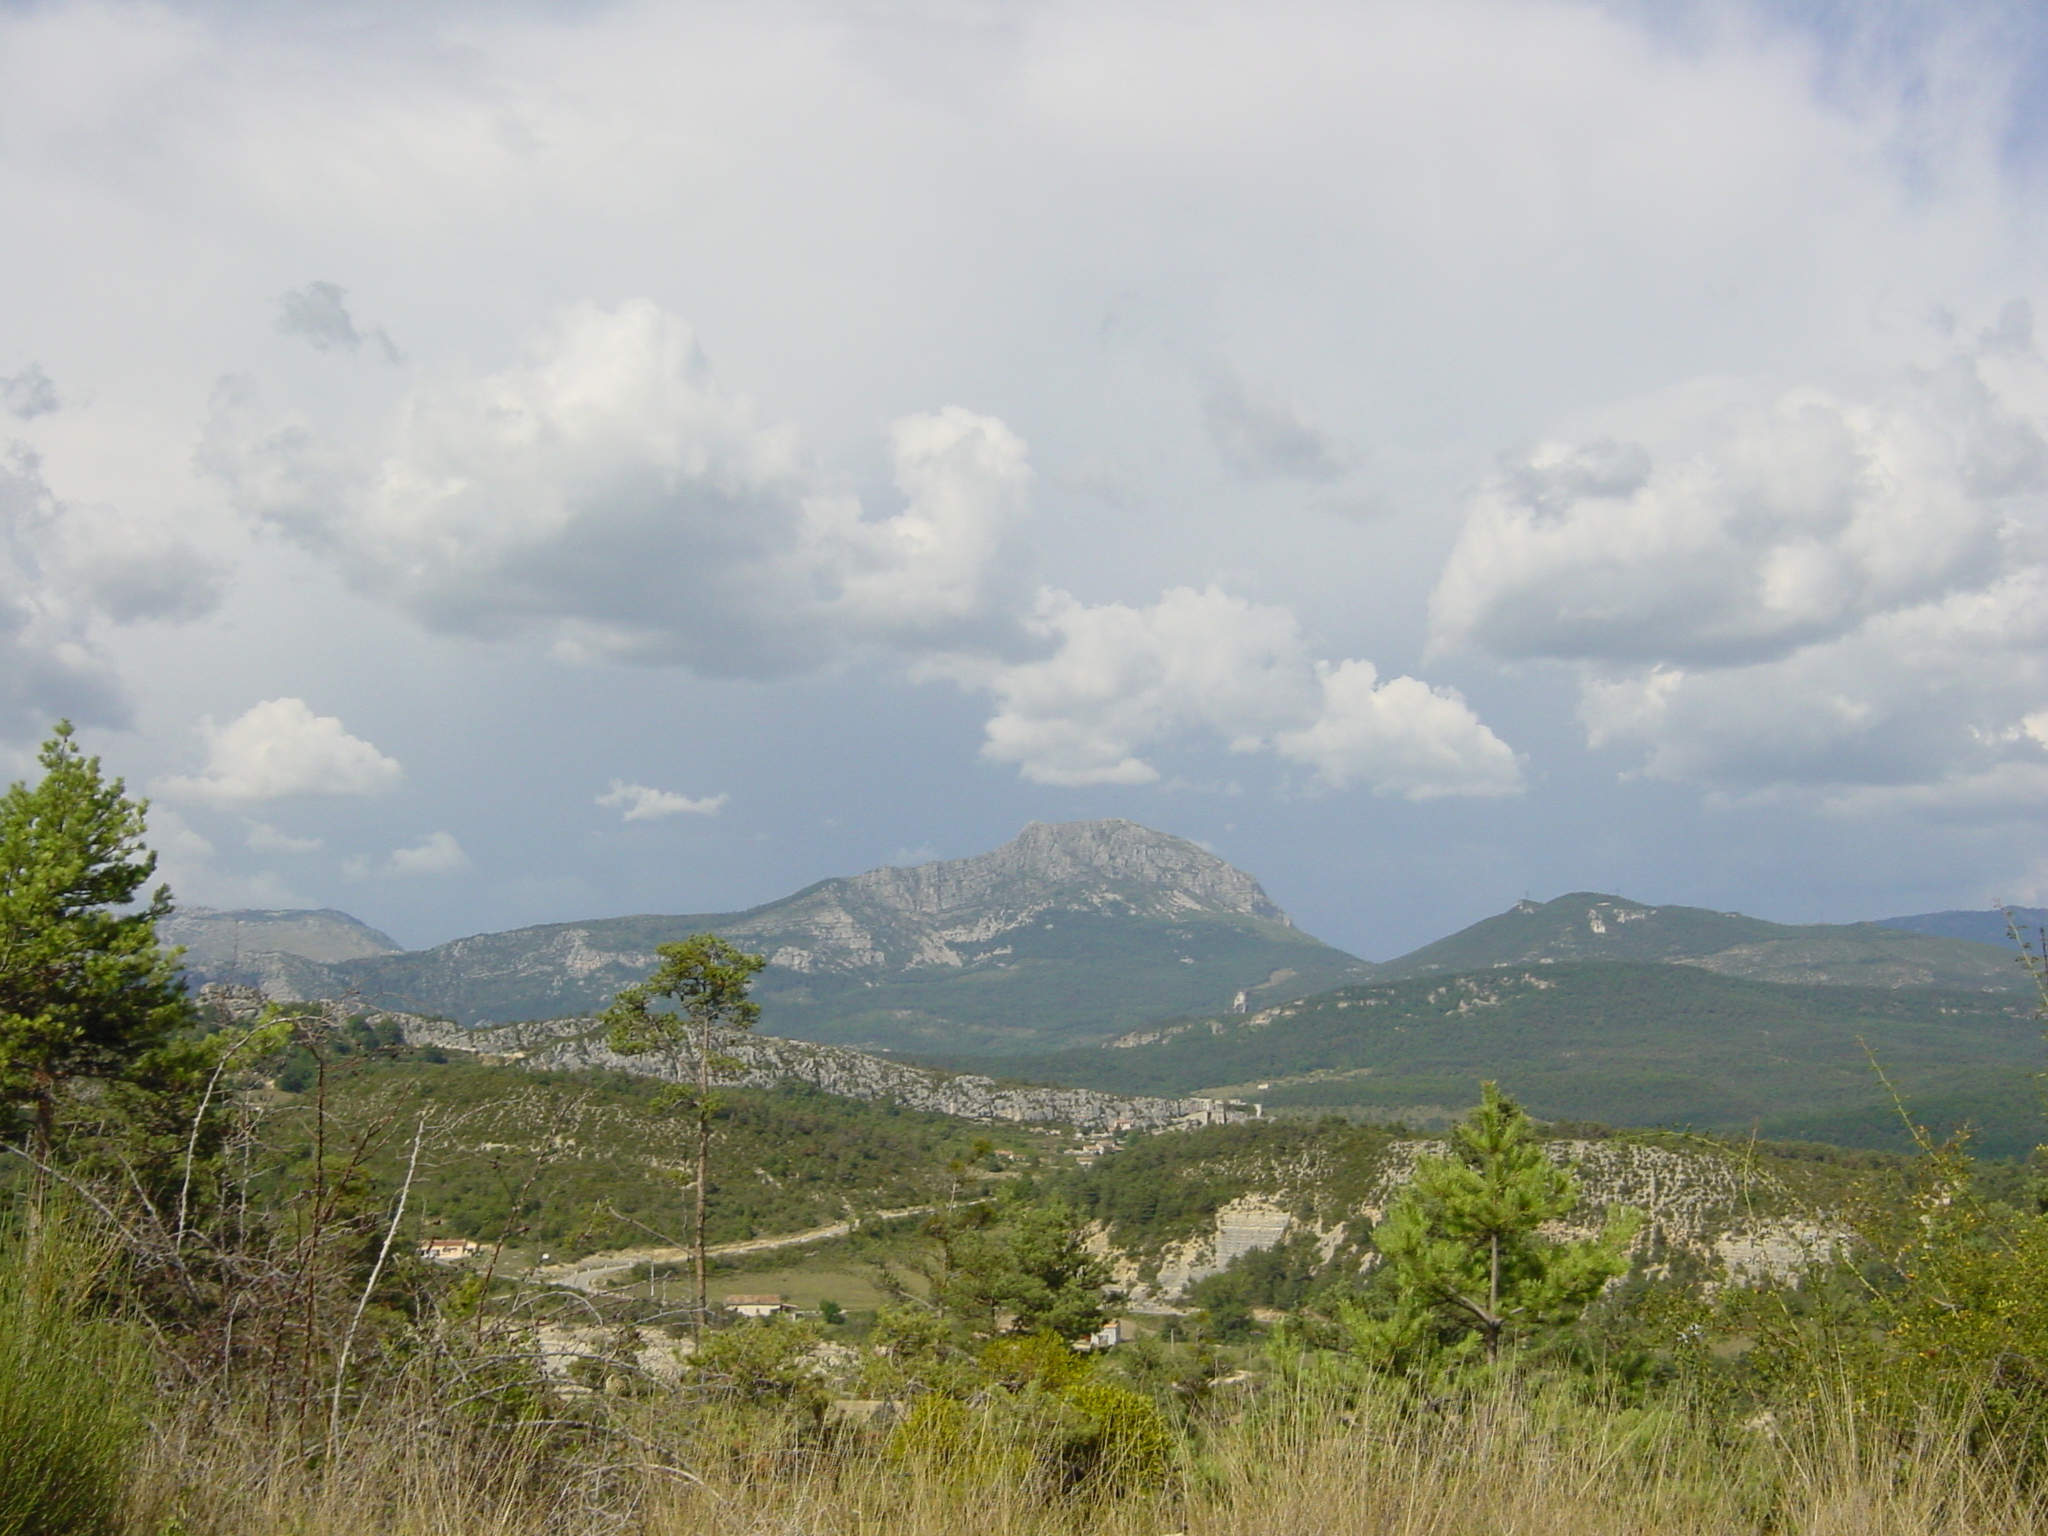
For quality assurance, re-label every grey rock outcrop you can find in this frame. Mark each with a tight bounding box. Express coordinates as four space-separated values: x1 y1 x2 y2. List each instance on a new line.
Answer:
1101 1137 1844 1302
384 1011 1255 1135
688 818 1290 978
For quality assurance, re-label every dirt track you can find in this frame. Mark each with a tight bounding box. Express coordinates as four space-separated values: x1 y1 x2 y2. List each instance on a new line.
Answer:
530 1205 945 1293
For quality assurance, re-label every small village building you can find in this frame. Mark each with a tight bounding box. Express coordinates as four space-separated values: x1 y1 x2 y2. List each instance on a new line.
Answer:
1081 1319 1128 1351
723 1294 790 1318
419 1238 482 1262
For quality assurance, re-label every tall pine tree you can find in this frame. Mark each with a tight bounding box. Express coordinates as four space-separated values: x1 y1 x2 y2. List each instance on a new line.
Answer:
0 723 192 1156
603 933 766 1335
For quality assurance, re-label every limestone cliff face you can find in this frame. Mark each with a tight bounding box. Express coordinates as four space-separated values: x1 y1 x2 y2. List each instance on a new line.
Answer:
716 818 1291 977
845 819 1287 924
1091 1137 1847 1302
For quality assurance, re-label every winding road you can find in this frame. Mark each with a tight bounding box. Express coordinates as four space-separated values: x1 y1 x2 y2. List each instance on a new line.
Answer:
530 1204 947 1293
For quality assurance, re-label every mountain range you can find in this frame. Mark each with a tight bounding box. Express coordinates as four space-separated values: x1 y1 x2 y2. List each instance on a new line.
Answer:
1375 892 2026 991
168 819 2046 1149
172 827 2032 1044
173 820 1370 1053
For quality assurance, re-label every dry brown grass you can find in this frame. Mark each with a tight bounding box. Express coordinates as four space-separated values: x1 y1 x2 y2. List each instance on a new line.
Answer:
123 1371 2048 1536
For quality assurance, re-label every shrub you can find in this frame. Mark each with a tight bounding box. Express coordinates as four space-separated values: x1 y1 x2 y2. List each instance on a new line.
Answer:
691 1317 826 1409
1058 1379 1176 1494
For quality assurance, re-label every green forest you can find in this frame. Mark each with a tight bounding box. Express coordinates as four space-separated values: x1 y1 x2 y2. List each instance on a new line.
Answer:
923 961 2048 1155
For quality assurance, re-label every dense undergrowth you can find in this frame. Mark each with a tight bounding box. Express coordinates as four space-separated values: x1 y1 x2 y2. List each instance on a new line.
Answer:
88 1302 2048 1535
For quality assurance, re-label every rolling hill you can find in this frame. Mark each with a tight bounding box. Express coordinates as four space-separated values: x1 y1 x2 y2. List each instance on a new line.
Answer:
1876 906 2048 948
1373 892 2025 991
912 961 2048 1157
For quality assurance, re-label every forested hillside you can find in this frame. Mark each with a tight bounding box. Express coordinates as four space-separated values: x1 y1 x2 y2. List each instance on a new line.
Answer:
918 961 2046 1155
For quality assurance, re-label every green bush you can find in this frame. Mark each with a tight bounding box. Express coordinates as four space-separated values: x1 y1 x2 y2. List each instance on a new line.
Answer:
691 1317 826 1409
1058 1379 1175 1494
981 1330 1092 1391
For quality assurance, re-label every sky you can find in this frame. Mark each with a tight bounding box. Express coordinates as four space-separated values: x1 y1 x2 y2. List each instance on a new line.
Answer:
6 0 2048 960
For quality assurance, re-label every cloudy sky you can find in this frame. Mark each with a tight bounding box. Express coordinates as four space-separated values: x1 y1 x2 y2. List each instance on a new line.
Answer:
7 0 2048 958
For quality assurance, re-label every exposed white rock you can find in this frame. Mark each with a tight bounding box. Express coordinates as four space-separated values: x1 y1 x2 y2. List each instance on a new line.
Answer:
1106 1136 1850 1302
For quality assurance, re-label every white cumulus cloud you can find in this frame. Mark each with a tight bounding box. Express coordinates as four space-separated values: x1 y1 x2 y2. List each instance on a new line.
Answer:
974 586 1521 797
1432 311 2048 811
202 299 1029 677
202 295 1510 803
597 780 729 820
383 830 469 877
1275 659 1524 799
161 697 404 805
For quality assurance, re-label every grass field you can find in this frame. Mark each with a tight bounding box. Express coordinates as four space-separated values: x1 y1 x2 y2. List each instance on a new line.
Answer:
613 1243 915 1312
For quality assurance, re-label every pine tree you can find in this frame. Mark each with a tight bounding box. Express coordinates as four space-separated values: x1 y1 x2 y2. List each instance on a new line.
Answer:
1363 1082 1641 1362
930 1196 1111 1340
602 933 765 1335
0 723 192 1157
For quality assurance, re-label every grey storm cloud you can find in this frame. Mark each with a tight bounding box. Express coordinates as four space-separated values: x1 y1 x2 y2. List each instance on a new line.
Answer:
276 282 402 364
1200 372 1353 483
1 364 58 422
0 446 127 730
0 443 224 732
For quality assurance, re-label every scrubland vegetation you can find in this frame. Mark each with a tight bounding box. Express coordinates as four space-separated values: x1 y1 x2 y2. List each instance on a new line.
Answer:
30 1029 2048 1536
11 724 2048 1534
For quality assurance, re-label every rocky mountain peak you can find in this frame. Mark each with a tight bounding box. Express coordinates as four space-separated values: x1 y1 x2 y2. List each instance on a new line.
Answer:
162 906 406 968
834 819 1290 925
171 818 1355 1044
